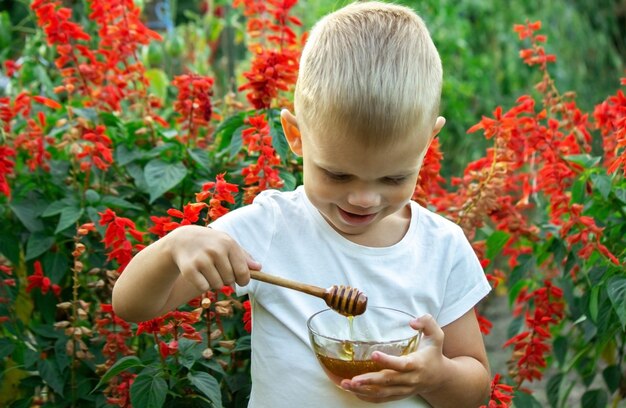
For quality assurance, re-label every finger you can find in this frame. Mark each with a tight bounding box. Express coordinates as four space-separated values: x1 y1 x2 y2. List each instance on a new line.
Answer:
179 266 210 292
199 263 225 291
213 254 236 288
229 248 251 287
410 314 444 345
341 379 415 401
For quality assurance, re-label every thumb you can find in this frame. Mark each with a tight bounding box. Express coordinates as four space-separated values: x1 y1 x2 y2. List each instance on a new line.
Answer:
410 314 444 346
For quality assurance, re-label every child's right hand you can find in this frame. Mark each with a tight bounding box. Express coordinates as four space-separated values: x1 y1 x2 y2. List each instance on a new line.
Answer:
166 225 261 292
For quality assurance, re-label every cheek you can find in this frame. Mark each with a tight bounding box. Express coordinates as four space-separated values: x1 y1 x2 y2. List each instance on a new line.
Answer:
389 181 418 205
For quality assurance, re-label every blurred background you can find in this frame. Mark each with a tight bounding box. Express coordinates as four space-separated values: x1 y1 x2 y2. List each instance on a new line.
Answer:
1 0 624 177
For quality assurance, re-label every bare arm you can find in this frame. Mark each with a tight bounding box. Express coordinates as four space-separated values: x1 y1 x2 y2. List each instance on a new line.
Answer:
112 225 258 322
417 310 491 407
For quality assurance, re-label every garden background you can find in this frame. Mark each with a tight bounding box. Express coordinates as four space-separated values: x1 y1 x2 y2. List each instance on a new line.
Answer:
0 0 625 407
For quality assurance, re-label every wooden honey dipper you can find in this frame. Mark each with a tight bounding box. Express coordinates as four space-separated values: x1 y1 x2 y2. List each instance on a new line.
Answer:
250 270 368 316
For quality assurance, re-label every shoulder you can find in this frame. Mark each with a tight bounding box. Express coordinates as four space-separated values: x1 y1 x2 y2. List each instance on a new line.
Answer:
411 201 467 242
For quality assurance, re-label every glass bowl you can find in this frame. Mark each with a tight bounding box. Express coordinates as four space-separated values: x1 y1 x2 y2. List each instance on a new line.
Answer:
307 306 420 386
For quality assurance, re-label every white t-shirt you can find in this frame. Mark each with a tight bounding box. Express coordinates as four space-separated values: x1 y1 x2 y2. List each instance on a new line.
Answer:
210 186 491 407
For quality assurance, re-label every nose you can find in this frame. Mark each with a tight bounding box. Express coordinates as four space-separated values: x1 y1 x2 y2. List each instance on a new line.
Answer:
347 188 381 209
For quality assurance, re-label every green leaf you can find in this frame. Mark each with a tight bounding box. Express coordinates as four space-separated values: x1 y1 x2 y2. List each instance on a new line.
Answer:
85 189 100 203
26 233 55 260
116 145 144 166
607 276 626 329
99 112 124 129
42 198 79 217
145 68 170 101
546 373 563 408
177 338 202 369
94 356 145 392
130 371 167 408
614 187 626 203
55 206 84 234
0 338 15 359
37 359 64 397
101 196 143 211
279 169 297 191
590 173 612 199
268 109 289 160
512 390 543 408
215 113 246 150
126 163 149 193
144 159 188 203
228 126 245 159
188 147 213 170
588 286 599 323
187 371 222 407
553 336 567 367
581 389 608 408
9 199 46 232
232 335 251 352
71 107 99 122
602 365 621 393
486 230 510 260
571 178 586 204
564 154 601 169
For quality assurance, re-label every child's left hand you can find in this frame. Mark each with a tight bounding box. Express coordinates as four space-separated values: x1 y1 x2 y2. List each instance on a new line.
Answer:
340 314 447 403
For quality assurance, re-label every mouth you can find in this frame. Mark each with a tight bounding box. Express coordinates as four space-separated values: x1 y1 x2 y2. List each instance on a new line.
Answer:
337 207 377 226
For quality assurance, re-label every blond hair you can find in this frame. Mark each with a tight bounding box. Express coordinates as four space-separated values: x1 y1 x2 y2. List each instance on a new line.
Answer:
294 1 442 146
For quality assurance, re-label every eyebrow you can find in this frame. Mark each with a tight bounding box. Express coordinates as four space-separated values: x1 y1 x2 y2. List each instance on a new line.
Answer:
319 165 416 178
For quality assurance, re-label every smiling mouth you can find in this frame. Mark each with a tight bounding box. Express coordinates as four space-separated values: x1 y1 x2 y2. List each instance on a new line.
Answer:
338 207 377 226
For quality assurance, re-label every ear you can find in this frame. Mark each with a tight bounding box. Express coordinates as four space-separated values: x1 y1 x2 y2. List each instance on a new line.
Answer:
421 116 446 157
280 109 303 156
431 116 446 140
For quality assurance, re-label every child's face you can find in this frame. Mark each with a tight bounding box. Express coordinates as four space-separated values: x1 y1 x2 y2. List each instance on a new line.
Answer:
300 132 425 243
282 110 444 245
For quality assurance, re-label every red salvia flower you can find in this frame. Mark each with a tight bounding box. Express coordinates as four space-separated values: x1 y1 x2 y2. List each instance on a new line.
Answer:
240 114 284 203
243 300 252 333
95 304 134 368
26 260 61 296
239 48 299 109
481 373 514 407
0 145 16 198
504 280 564 383
172 74 215 145
595 85 626 175
198 173 240 222
99 209 145 271
235 0 301 109
76 124 114 172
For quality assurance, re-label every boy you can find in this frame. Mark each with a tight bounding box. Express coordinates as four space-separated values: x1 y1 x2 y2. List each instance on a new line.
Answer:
113 1 492 407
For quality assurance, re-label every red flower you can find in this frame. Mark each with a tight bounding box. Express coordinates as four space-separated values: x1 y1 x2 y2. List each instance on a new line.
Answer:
243 300 252 333
240 114 283 203
99 209 145 271
0 145 16 197
76 124 114 172
172 74 215 145
239 48 299 109
503 280 564 383
481 373 514 407
26 261 61 296
198 173 240 222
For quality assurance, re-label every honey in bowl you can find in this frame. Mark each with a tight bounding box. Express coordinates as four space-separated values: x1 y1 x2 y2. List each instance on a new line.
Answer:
307 307 420 387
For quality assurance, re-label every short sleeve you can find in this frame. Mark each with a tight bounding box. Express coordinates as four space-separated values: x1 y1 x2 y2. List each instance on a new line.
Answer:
437 226 492 327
